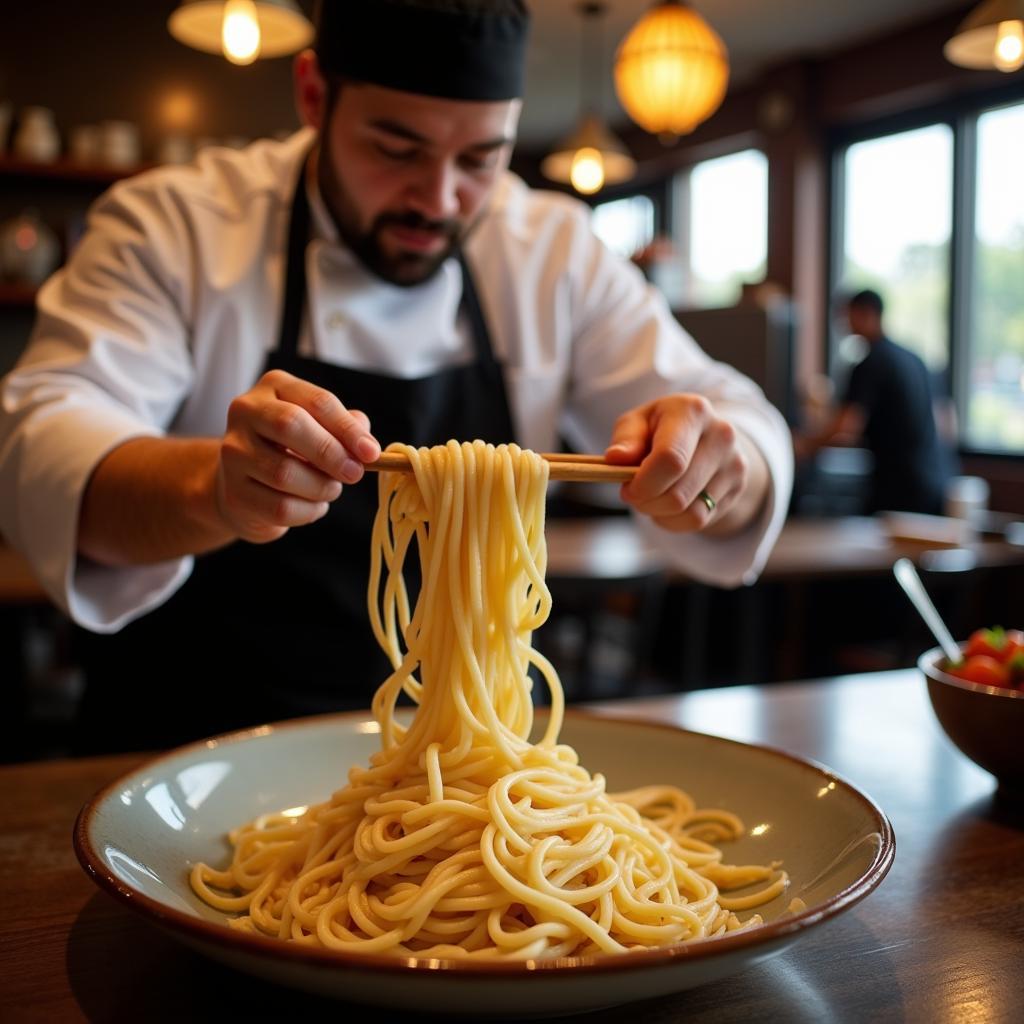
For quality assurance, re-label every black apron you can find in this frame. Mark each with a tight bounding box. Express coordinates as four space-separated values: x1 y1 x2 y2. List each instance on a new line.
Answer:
72 157 515 754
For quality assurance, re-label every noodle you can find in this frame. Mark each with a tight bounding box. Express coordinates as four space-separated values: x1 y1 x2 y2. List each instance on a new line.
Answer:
191 440 787 958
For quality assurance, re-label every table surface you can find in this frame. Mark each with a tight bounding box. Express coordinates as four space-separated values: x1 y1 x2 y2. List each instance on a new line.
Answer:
2 669 1021 1023
544 514 1024 582
6 514 1024 602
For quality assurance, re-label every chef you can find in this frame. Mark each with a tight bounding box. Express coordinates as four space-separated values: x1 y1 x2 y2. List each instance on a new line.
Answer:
0 0 792 752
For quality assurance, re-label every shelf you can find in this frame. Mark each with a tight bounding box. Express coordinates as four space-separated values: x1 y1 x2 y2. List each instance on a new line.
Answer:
0 155 154 185
0 283 40 308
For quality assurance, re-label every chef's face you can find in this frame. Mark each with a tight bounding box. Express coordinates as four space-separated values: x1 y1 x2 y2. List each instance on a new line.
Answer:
316 79 520 286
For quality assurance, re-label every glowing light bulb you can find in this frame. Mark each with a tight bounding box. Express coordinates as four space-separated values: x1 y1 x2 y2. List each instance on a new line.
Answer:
994 20 1024 72
570 147 605 195
222 0 261 65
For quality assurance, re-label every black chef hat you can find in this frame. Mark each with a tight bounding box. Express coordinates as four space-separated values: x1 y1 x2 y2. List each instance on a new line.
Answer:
315 0 531 102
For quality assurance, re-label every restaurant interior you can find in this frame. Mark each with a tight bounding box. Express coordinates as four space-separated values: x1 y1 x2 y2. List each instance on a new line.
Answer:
2 1 1024 760
4 2 1024 1021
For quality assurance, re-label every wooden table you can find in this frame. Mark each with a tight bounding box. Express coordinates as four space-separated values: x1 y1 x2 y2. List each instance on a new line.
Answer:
2 669 1021 1022
544 516 1024 688
5 515 1024 601
545 514 1024 583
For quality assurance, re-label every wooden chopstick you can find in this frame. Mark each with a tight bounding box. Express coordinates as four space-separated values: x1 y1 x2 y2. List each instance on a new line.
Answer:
367 451 638 483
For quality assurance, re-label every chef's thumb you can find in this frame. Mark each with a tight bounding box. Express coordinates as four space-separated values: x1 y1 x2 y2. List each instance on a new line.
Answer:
605 406 650 463
342 409 379 463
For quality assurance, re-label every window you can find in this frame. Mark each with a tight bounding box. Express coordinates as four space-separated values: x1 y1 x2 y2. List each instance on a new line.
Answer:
832 95 1024 454
591 195 655 259
675 149 768 308
965 101 1024 451
836 124 953 374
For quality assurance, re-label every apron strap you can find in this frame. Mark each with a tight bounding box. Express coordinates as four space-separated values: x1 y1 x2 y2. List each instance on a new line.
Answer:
456 249 509 411
277 156 313 360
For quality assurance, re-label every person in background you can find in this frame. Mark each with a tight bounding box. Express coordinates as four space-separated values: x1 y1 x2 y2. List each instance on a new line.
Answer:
0 0 792 753
795 289 950 516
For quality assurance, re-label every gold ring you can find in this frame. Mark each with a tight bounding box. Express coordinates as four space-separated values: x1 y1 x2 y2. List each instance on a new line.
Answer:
699 490 716 513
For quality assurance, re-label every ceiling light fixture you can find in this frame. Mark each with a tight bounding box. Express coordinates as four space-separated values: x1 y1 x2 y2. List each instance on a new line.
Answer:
944 0 1024 73
614 0 729 141
541 2 636 197
168 0 314 66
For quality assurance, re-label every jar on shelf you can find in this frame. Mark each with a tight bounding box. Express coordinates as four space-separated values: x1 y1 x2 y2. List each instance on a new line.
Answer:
13 107 61 163
100 120 140 168
157 135 193 165
0 210 61 286
69 124 102 165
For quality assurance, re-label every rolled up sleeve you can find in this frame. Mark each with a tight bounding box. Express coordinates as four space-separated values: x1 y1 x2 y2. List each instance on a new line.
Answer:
561 217 793 587
0 173 197 631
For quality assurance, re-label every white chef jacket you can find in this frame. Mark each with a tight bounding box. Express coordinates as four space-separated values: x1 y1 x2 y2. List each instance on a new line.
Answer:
0 128 792 634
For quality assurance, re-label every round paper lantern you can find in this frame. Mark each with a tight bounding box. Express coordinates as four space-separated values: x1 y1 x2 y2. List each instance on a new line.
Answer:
614 0 730 139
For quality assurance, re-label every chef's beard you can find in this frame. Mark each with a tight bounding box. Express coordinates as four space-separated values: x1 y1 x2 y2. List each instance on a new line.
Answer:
317 147 468 288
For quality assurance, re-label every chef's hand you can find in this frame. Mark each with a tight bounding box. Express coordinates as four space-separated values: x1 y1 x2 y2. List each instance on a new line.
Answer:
604 394 768 535
214 369 381 543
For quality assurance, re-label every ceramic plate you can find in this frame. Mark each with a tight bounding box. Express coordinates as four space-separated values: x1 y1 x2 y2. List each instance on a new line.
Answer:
74 712 894 1016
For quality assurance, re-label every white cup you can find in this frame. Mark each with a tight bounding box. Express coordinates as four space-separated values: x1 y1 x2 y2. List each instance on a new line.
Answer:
101 120 140 167
946 475 989 525
13 106 60 163
157 135 193 165
69 124 101 165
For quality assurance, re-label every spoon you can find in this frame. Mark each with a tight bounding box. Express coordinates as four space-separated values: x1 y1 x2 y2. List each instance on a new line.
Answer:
892 558 962 664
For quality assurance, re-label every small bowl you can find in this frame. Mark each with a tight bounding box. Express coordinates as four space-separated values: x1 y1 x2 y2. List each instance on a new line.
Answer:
919 645 1024 791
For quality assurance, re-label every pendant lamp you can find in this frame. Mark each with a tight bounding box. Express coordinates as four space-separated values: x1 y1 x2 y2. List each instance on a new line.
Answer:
614 0 729 140
541 2 636 196
944 0 1024 73
168 0 314 66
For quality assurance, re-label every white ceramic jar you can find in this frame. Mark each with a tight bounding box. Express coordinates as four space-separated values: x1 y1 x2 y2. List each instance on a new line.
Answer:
100 120 140 168
157 135 193 165
13 107 60 163
69 124 101 164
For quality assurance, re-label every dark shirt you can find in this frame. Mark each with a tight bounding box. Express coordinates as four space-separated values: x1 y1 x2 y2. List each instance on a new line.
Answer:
843 336 948 515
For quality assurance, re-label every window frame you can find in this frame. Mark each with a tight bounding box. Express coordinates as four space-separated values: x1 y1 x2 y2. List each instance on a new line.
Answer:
827 78 1024 459
579 141 770 303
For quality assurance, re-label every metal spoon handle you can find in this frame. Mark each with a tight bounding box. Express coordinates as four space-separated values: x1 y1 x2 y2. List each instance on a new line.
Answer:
893 558 962 664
